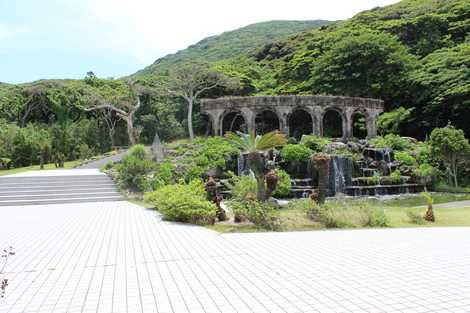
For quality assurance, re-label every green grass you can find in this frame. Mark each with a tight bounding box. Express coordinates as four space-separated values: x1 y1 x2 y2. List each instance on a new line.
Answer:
210 195 470 233
0 160 82 176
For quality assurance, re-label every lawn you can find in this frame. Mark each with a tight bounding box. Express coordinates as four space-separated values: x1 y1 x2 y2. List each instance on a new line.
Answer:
209 194 470 233
131 192 470 233
0 160 81 176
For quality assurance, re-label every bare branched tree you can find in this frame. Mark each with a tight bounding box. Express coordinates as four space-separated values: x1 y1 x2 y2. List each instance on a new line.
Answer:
98 107 119 148
164 62 236 142
84 80 143 146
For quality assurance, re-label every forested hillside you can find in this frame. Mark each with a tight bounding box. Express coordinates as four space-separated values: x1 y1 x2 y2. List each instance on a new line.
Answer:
135 20 331 76
213 0 470 138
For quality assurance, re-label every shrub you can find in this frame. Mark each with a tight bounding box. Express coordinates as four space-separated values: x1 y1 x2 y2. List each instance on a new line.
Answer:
413 163 437 177
300 135 331 152
390 170 402 184
227 199 280 230
117 154 156 191
79 143 94 160
128 144 148 160
273 169 291 198
370 134 411 151
144 180 217 225
105 160 114 170
406 209 426 225
151 162 175 190
228 175 257 200
280 144 312 163
371 173 381 185
395 151 416 166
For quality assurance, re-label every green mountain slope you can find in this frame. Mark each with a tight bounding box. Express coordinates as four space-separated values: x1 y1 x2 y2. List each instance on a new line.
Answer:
135 20 331 76
215 0 469 137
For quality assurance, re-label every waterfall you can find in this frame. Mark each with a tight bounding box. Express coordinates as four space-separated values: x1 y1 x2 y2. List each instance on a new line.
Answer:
328 155 353 196
237 152 246 176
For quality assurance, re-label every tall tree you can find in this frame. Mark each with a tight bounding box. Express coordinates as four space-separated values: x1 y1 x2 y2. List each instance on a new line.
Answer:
84 80 143 146
429 124 470 187
164 62 235 142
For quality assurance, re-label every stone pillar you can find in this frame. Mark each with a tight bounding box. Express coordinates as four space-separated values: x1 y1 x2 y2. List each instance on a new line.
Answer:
366 111 378 138
312 106 323 136
277 107 291 135
241 108 255 134
207 110 224 136
344 108 355 140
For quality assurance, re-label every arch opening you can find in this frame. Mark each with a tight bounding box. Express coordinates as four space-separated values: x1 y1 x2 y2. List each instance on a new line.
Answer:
222 111 246 134
255 110 280 135
195 113 213 137
352 112 367 139
323 110 343 138
289 109 313 140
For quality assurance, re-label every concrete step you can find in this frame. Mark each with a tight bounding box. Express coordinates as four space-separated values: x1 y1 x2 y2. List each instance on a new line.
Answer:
0 196 124 206
0 180 114 188
0 173 123 206
0 174 109 182
0 187 118 196
0 191 122 201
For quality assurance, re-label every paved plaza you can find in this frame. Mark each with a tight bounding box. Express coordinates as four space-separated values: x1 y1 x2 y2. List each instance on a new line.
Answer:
1 201 470 313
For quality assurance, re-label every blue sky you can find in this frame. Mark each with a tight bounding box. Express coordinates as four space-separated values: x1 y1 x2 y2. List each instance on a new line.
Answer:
1 0 399 84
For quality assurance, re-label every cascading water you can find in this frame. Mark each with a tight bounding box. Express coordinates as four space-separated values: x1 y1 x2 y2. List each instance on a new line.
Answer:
237 152 247 176
328 155 353 196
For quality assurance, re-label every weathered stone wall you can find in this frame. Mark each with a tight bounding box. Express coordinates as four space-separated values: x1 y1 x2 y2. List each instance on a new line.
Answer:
200 95 384 140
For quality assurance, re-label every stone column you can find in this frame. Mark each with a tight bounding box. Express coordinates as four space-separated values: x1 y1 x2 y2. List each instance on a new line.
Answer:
277 107 291 135
312 106 323 136
207 109 224 136
366 110 379 138
241 108 255 134
343 108 354 140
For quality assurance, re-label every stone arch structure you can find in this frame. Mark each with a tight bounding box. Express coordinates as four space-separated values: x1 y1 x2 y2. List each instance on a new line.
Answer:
288 108 314 140
321 107 346 139
254 109 280 134
201 96 384 140
221 110 247 134
351 109 368 139
197 113 214 136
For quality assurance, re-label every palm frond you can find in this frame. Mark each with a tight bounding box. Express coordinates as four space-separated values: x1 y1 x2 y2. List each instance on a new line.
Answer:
256 131 287 151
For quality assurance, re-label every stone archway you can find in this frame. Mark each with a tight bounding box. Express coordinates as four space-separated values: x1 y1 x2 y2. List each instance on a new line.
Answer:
222 111 246 134
289 108 313 140
352 111 367 139
323 109 343 138
195 113 214 137
255 110 280 135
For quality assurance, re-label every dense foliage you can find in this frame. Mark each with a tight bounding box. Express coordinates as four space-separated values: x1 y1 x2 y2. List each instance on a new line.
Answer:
213 0 470 138
144 180 217 225
135 20 330 76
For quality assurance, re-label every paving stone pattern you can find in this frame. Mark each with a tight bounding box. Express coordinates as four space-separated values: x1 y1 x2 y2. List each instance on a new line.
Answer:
1 201 469 313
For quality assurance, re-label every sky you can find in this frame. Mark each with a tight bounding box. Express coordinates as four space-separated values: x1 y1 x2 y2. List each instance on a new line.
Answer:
0 0 400 84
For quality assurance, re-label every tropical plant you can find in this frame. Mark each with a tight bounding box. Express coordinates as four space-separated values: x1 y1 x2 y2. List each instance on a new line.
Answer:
225 130 287 201
312 153 331 203
421 191 435 222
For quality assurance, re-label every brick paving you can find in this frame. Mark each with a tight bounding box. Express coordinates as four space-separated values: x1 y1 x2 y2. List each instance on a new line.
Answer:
1 201 470 312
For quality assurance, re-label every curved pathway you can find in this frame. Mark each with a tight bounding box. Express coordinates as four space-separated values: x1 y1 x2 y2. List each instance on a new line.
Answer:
75 150 128 169
1 201 469 312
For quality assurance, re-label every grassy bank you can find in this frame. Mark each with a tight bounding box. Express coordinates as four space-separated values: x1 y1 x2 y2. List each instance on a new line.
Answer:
0 160 82 176
130 193 470 233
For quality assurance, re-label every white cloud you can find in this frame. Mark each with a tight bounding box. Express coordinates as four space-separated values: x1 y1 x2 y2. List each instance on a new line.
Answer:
75 0 400 65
